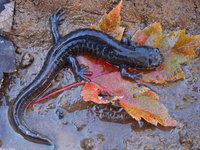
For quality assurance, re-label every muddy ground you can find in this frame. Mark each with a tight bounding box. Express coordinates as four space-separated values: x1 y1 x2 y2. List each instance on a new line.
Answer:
0 0 200 150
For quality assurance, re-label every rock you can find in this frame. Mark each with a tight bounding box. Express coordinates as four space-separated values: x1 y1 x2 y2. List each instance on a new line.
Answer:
0 1 15 32
0 35 16 88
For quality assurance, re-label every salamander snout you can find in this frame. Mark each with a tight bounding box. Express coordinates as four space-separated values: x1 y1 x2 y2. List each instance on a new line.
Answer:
148 48 164 69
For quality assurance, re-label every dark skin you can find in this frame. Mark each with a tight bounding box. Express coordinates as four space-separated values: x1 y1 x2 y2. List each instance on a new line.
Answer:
8 9 163 146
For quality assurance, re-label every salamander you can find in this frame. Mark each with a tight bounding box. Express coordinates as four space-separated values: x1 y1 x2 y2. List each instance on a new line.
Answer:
8 9 163 145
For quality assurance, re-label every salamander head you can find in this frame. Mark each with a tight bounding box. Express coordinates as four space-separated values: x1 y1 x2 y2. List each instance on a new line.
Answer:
127 45 164 69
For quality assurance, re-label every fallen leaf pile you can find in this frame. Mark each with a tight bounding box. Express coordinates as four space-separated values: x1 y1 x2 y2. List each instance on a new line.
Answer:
79 0 200 126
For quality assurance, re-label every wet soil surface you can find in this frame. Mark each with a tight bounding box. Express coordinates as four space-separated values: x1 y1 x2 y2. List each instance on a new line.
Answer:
0 0 200 150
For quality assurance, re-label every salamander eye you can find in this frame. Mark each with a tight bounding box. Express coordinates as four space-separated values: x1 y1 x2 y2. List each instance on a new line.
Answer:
154 48 159 53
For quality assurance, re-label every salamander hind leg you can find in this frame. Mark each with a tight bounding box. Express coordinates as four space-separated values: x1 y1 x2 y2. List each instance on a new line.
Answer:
120 65 142 83
51 8 65 44
66 56 92 82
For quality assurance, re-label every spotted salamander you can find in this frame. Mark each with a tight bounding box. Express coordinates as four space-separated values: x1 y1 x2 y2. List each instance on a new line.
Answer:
8 9 163 145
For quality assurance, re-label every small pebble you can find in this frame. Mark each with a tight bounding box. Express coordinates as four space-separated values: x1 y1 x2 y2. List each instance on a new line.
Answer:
80 138 94 150
21 52 34 68
15 48 22 54
55 107 65 119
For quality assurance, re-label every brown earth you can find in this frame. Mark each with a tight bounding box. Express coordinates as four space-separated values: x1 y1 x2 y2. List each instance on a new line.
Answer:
0 0 200 150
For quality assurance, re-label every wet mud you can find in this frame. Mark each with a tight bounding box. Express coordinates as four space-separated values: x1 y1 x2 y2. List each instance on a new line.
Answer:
0 0 200 150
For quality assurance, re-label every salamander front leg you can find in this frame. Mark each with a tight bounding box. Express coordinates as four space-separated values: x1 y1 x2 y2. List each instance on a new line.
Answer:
66 56 92 82
121 37 138 47
51 8 65 44
120 64 142 82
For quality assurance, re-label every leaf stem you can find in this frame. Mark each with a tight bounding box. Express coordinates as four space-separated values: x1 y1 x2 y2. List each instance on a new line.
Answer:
26 81 86 108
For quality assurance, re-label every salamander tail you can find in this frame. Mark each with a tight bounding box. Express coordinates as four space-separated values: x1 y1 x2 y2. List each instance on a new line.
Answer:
8 99 53 145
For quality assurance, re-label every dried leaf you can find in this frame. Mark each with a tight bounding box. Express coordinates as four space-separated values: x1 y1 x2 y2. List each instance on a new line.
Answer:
132 23 200 84
91 0 125 40
79 56 178 126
